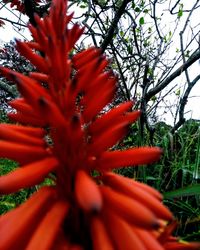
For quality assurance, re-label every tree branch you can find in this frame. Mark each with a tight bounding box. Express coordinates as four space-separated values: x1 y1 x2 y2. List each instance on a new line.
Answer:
0 17 27 27
171 74 200 133
145 49 200 101
100 0 131 52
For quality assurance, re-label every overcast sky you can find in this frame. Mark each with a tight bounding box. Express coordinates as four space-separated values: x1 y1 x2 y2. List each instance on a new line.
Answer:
0 1 199 125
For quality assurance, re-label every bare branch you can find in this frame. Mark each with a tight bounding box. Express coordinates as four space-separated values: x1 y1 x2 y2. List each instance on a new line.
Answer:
145 49 200 101
100 0 131 52
172 74 200 132
0 17 27 27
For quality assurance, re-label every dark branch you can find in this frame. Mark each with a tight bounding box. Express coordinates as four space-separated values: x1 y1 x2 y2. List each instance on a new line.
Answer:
145 49 200 101
0 17 27 27
24 0 51 26
111 46 130 100
171 74 200 133
100 0 131 52
24 0 37 26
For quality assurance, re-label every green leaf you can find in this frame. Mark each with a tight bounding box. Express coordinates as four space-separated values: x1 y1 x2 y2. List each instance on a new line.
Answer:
178 3 183 18
175 89 180 96
178 9 183 18
132 2 135 8
0 201 15 208
151 96 157 102
120 30 124 36
139 17 145 25
164 184 200 199
140 0 145 8
136 27 141 33
148 27 152 33
127 45 132 54
135 7 141 12
185 50 190 57
79 4 87 8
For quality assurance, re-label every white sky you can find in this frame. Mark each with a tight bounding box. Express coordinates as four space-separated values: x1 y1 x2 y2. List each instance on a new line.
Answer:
0 1 199 125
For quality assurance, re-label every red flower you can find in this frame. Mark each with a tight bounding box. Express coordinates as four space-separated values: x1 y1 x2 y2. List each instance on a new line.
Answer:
0 19 5 27
0 0 199 249
8 0 25 13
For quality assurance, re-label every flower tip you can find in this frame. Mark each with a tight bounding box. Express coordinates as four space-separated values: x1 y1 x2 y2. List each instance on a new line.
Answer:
14 38 19 43
153 147 163 161
0 67 16 84
68 11 74 19
75 170 102 213
15 39 22 48
149 146 163 157
154 219 164 230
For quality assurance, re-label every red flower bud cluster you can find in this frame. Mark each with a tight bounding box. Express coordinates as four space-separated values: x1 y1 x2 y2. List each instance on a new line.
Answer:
0 0 199 249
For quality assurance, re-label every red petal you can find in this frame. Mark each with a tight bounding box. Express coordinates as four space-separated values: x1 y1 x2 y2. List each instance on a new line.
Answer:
101 186 159 229
26 201 69 250
0 187 55 250
0 124 45 146
34 13 47 34
133 228 164 250
0 123 45 137
83 78 116 122
131 178 163 200
103 209 146 250
9 98 37 115
29 72 49 82
97 147 162 170
103 172 172 221
0 157 58 194
13 72 50 106
91 216 114 250
26 41 42 51
89 101 135 134
16 41 48 73
0 141 48 164
75 170 102 212
73 57 110 95
36 97 67 127
158 221 178 243
28 24 40 44
85 71 113 94
8 112 47 127
67 24 84 51
72 48 101 69
87 122 128 155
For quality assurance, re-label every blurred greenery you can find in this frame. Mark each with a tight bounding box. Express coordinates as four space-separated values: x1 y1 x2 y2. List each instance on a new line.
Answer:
117 118 200 240
0 159 30 214
0 158 54 215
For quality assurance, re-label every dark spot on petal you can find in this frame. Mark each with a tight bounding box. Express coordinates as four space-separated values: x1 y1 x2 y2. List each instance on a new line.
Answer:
91 207 100 216
71 114 80 124
153 220 162 230
71 77 77 88
38 96 47 107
